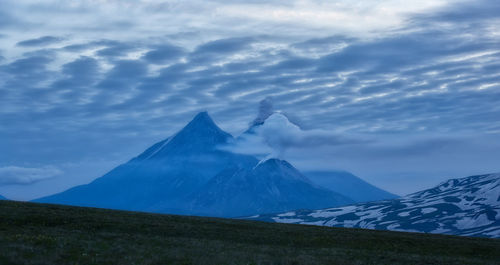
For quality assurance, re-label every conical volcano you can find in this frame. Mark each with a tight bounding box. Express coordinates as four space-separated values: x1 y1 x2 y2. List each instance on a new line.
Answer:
34 112 258 214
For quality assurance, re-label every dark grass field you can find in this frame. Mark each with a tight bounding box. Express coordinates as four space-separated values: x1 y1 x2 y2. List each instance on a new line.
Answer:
0 200 499 265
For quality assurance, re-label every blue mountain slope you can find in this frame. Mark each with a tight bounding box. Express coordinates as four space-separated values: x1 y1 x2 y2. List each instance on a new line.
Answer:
304 171 398 203
185 159 354 217
0 195 7 200
249 173 500 238
34 112 259 213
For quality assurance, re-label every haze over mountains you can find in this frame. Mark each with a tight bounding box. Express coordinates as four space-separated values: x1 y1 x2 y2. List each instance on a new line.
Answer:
34 111 392 217
251 173 500 238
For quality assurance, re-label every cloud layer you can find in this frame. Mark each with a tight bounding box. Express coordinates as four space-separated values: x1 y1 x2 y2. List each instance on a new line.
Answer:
0 166 62 185
0 0 499 199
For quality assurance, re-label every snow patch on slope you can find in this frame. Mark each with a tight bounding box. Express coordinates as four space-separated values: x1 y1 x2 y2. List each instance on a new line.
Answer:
251 173 500 238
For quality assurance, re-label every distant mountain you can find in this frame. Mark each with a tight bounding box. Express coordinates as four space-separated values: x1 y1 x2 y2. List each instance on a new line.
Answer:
0 195 6 200
303 171 398 203
249 173 500 238
185 159 353 217
34 112 352 217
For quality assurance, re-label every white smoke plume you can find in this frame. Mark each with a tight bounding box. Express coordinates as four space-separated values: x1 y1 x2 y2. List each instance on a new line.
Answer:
222 99 369 159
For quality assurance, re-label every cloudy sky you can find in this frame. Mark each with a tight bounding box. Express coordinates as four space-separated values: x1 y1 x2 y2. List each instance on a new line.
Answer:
1 0 499 200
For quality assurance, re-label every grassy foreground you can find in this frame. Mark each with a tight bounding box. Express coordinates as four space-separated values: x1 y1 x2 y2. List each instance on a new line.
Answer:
0 200 499 265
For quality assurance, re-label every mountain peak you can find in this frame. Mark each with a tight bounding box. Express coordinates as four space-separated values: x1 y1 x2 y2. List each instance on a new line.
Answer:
194 111 210 119
181 111 226 134
131 111 233 160
165 111 233 151
189 111 214 125
253 158 311 183
253 158 288 169
260 158 289 167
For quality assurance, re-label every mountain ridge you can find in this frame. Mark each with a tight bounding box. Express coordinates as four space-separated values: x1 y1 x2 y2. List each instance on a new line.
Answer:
248 173 500 238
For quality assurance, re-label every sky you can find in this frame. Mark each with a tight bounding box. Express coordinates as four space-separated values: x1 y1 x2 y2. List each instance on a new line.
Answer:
1 0 499 200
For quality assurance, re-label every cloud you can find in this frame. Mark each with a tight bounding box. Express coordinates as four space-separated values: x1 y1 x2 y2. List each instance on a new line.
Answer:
189 37 255 64
62 57 100 79
51 56 101 102
0 0 499 199
16 36 63 47
106 60 148 80
142 44 185 64
2 55 53 75
0 9 24 29
96 42 137 58
411 0 500 23
62 40 118 52
196 37 254 54
0 166 62 185
0 55 55 95
223 101 370 159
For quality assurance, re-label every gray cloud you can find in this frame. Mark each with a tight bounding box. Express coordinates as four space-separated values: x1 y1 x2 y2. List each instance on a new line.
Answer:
251 97 274 126
411 0 500 24
142 44 186 64
0 0 499 199
62 40 119 52
106 60 148 81
2 55 53 75
196 37 254 54
189 37 255 64
0 166 62 185
62 57 100 79
16 36 63 47
0 9 24 29
96 42 137 58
